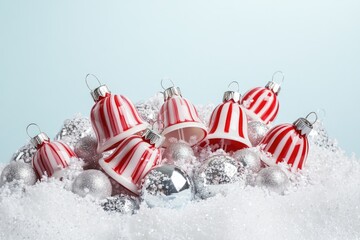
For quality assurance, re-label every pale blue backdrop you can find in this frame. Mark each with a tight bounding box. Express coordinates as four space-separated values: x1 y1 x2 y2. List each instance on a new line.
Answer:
0 0 359 162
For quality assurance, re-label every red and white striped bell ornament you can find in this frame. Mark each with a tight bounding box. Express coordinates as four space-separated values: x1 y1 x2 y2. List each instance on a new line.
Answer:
158 80 207 147
86 74 148 154
241 71 284 124
202 81 252 152
99 125 165 194
259 112 317 172
27 124 77 178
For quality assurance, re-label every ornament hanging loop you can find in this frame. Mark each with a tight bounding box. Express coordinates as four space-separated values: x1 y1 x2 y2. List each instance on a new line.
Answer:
85 74 102 91
26 123 42 138
228 81 240 92
161 78 175 90
272 71 285 85
305 112 318 125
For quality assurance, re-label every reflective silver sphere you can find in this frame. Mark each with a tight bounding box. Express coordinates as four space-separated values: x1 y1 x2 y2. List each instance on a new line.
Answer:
0 162 38 186
101 194 139 214
162 142 195 166
74 136 102 170
256 166 289 194
233 149 261 173
141 164 195 208
72 170 112 199
194 155 238 199
248 121 269 146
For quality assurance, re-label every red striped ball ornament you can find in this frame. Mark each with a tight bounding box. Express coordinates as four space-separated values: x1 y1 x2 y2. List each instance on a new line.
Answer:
158 81 207 147
28 124 77 178
99 126 165 195
259 113 317 172
241 71 284 124
86 75 148 153
203 86 252 152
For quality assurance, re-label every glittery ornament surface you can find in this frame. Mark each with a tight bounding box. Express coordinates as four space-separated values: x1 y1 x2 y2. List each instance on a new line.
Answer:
10 143 37 164
74 136 102 170
141 164 194 208
247 121 269 146
194 155 239 199
233 148 262 173
72 170 112 200
256 166 289 194
55 114 94 147
101 194 139 214
135 94 164 124
0 162 38 186
162 142 196 175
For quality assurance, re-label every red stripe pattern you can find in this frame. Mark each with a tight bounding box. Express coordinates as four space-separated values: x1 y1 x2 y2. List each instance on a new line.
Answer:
32 140 76 177
99 135 161 194
205 100 251 151
241 87 279 124
259 123 309 172
90 93 147 153
158 95 207 146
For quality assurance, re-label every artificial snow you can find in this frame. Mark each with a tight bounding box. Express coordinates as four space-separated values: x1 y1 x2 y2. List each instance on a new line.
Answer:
1 105 359 240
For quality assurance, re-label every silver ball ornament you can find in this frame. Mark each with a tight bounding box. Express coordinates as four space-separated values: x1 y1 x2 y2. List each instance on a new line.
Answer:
0 162 38 186
248 121 269 146
101 194 139 214
194 155 238 199
11 143 37 164
55 115 94 147
141 164 195 208
74 136 102 170
256 166 289 194
72 170 112 199
163 142 195 165
233 149 261 173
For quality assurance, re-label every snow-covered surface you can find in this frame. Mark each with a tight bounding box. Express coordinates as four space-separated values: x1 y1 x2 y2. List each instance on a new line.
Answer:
0 103 359 240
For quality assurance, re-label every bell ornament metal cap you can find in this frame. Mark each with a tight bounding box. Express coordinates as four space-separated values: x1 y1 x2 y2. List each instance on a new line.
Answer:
142 128 165 148
265 81 281 95
223 91 241 103
163 86 182 101
26 123 50 148
91 85 111 102
293 112 317 136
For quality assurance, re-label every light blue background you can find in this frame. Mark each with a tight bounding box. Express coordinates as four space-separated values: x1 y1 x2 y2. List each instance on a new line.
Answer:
0 0 359 162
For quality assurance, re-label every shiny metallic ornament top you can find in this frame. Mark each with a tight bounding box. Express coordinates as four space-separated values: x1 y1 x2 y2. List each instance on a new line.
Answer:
223 91 241 103
91 85 111 102
265 81 281 95
26 123 50 149
293 112 317 136
163 86 182 101
142 127 165 148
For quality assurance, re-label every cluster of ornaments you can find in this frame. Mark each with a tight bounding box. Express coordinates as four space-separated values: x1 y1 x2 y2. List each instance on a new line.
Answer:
1 71 318 213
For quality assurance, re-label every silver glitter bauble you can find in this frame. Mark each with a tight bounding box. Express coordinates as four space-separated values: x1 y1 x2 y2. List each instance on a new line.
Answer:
141 164 195 208
0 162 38 186
256 166 289 194
163 142 195 165
248 121 269 146
233 149 261 173
194 155 238 199
101 194 140 214
11 143 37 164
72 170 112 199
55 115 94 147
135 95 163 124
74 136 102 170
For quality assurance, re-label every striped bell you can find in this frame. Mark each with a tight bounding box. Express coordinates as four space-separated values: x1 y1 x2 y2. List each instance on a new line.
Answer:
86 74 148 153
99 125 165 195
241 71 284 124
259 112 317 172
202 81 251 152
27 124 77 178
158 80 207 147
